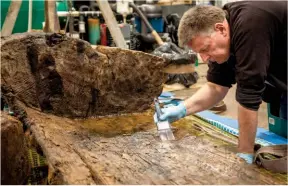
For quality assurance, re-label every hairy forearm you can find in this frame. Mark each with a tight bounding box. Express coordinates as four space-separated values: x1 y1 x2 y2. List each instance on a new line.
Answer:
184 82 229 115
238 104 258 153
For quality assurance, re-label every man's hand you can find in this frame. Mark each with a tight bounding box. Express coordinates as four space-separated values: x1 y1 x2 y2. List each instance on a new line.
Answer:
236 153 254 164
154 102 187 123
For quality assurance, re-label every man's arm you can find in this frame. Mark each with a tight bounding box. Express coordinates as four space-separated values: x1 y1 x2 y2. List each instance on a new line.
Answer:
184 82 229 115
238 104 258 153
232 11 273 155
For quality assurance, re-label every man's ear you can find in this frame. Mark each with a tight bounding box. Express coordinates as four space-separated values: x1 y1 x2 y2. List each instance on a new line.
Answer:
214 23 227 36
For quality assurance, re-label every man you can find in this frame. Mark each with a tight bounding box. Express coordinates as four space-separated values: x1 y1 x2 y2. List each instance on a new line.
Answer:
159 1 287 164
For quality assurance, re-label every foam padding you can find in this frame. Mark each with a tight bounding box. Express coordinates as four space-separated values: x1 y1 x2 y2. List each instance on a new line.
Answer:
196 111 287 146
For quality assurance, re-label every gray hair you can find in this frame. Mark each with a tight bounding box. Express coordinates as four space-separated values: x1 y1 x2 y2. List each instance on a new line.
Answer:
178 5 226 47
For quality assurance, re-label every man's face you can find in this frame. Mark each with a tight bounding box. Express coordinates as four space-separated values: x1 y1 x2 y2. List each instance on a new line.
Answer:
189 22 230 64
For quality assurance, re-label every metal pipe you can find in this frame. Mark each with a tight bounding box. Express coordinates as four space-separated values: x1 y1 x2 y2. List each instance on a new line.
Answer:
57 11 102 17
67 0 74 36
78 5 90 37
79 5 90 21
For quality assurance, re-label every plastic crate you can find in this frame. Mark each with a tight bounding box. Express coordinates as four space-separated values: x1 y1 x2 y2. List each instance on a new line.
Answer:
268 103 287 138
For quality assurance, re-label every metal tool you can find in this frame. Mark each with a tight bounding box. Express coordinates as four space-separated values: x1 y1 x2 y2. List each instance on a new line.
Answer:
154 98 175 141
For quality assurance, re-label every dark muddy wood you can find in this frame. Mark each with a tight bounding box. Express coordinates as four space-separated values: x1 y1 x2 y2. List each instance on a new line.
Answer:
1 33 166 118
1 112 30 184
25 108 286 185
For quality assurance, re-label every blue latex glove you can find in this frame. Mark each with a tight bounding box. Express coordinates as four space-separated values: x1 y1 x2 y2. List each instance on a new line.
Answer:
156 102 187 123
160 91 174 98
159 99 182 106
236 153 254 164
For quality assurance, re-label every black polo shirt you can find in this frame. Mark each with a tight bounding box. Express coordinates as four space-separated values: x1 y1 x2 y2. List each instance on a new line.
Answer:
207 1 287 110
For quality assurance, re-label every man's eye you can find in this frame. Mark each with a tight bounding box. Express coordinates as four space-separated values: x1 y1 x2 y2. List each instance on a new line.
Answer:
200 48 208 53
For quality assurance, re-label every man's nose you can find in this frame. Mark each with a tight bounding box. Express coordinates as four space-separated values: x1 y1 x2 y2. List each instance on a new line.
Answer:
200 53 210 62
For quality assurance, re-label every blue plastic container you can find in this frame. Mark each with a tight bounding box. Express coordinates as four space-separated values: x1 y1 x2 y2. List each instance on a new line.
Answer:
134 17 164 33
268 103 287 138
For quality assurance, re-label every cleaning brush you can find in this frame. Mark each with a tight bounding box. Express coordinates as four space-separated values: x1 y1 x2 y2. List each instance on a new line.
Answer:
154 98 175 141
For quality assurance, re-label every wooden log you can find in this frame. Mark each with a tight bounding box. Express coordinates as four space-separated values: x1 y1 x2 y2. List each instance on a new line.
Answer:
1 112 30 184
1 0 22 37
2 33 285 185
23 107 287 185
1 33 166 118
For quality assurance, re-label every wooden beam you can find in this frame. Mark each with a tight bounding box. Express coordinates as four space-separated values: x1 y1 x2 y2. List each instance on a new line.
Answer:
96 0 128 49
1 0 22 37
43 0 60 33
27 0 32 32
